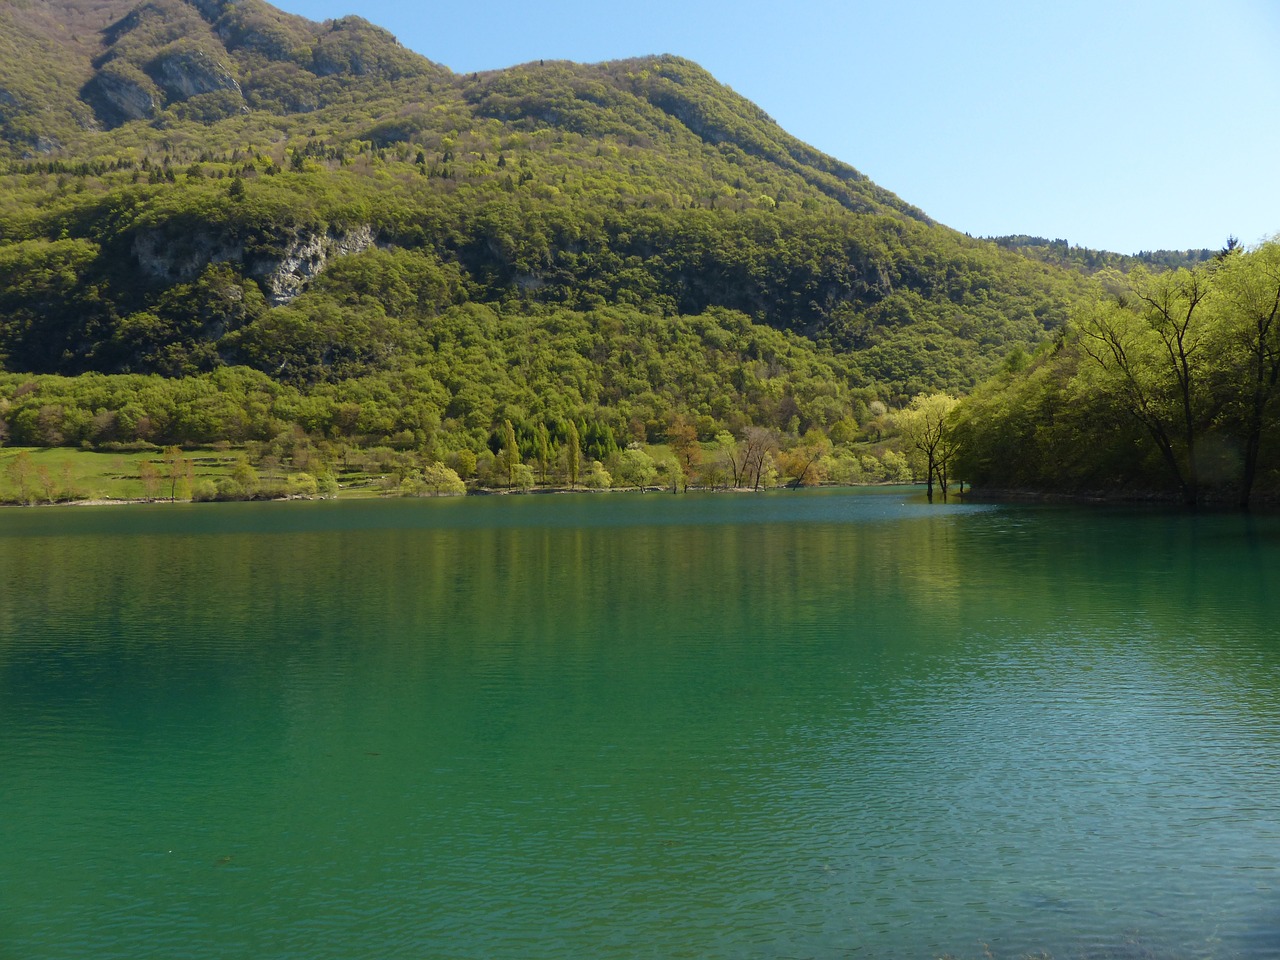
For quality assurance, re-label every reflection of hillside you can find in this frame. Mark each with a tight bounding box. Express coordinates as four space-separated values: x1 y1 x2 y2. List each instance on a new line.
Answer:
3 492 1280 960
3 496 1279 757
0 492 972 757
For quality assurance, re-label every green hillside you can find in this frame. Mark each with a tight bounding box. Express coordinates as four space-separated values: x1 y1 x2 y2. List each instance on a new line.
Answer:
0 0 1097 487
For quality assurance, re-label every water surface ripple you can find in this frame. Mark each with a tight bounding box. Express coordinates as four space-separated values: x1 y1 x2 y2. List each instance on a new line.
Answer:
2 490 1278 959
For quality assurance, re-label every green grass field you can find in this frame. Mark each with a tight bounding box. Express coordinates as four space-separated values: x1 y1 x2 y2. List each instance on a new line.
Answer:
0 447 240 504
0 446 397 504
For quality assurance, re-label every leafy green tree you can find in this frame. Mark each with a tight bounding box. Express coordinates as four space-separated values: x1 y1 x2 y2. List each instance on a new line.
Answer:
1215 240 1280 506
401 461 466 496
286 472 319 497
564 419 581 489
826 416 859 446
451 448 477 480
667 416 701 492
498 418 521 487
230 455 260 496
582 459 611 489
534 421 552 484
511 462 536 491
613 447 657 488
897 393 960 502
880 449 913 483
316 470 340 498
422 461 467 496
1078 266 1215 506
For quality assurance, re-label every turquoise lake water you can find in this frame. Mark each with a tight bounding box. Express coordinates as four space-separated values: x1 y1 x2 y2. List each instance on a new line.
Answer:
1 488 1278 959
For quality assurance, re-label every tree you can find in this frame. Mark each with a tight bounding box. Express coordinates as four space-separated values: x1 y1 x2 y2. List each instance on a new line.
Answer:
582 460 612 489
452 448 477 480
6 451 35 503
897 393 960 502
227 455 260 498
35 464 57 502
511 462 536 491
406 461 466 496
613 447 658 488
564 420 581 489
286 473 319 497
139 459 162 499
534 421 552 484
1215 240 1280 506
714 430 744 488
651 449 683 492
780 429 832 488
667 417 701 492
1078 266 1215 506
316 470 340 498
162 445 193 501
865 401 890 442
741 426 778 491
499 419 521 488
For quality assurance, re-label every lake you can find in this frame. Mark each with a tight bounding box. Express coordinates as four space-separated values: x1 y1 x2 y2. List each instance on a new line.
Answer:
2 488 1278 959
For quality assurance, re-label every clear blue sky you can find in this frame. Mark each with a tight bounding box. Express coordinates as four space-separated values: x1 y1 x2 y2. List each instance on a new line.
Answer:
274 0 1279 255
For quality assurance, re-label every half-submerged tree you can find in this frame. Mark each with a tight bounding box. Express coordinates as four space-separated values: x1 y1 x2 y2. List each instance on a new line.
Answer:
898 393 960 502
781 429 832 488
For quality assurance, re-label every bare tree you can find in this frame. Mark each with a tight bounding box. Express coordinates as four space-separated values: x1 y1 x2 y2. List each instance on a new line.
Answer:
741 426 779 491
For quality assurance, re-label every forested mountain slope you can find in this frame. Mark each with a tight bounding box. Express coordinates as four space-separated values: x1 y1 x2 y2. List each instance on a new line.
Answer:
0 0 1093 456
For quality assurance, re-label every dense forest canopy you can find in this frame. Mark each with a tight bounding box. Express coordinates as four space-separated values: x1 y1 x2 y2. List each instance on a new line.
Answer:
985 236 1217 276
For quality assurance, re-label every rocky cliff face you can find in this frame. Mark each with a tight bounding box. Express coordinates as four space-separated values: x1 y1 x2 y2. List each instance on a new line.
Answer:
255 226 377 304
132 225 377 305
83 63 161 125
1 0 450 150
82 1 230 126
132 228 244 285
149 46 242 100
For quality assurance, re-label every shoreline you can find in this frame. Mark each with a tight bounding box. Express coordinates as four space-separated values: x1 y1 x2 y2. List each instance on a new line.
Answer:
965 486 1280 509
2 481 915 509
9 485 1278 510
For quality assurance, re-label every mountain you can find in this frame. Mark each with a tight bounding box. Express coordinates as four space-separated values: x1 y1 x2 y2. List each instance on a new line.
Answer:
0 0 1094 457
0 0 444 146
